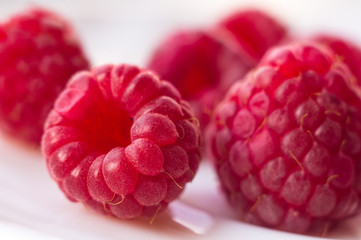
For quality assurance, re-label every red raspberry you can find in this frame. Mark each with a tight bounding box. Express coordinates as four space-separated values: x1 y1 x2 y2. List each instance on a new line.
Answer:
41 64 201 220
147 10 287 129
206 42 361 234
314 34 361 85
0 8 89 145
147 30 252 128
215 8 288 63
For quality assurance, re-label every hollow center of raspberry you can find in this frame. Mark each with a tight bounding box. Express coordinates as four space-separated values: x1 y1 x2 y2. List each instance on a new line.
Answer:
81 102 132 153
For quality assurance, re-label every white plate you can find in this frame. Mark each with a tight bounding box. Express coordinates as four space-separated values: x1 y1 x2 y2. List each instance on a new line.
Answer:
1 0 361 239
0 134 360 240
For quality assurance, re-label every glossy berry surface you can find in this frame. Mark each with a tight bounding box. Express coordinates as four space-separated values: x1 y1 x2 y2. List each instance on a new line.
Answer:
42 64 201 219
0 8 89 145
206 42 361 233
215 9 288 63
147 30 252 128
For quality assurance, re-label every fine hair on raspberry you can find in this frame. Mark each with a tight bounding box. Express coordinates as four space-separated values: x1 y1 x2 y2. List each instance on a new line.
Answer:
206 41 361 234
42 63 201 220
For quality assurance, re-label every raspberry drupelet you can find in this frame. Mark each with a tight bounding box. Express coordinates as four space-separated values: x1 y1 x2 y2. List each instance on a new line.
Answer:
206 42 361 234
0 8 89 145
41 64 201 220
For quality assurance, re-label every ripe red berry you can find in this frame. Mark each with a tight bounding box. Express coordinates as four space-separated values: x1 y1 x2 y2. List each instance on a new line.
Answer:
0 8 89 145
314 34 361 86
147 30 252 128
215 8 288 63
41 64 201 219
206 42 361 234
147 10 287 129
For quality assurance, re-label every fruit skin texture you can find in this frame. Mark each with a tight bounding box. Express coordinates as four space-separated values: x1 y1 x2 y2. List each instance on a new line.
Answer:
0 8 89 145
206 42 361 233
314 34 361 86
147 30 253 128
41 64 201 219
215 8 288 63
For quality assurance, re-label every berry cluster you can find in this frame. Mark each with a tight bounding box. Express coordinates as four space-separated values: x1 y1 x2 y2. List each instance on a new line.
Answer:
2 4 361 236
0 7 202 223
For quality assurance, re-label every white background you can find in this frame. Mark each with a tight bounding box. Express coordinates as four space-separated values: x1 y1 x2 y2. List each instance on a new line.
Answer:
1 0 361 239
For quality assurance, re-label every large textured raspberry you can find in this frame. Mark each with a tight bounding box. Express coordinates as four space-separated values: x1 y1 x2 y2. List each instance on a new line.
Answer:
215 8 288 63
0 8 89 145
147 30 253 128
206 42 361 234
314 34 361 86
41 64 201 220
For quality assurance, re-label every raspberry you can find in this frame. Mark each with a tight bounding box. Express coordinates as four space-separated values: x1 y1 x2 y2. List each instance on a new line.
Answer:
147 9 287 129
0 8 89 145
215 9 288 62
147 30 253 128
206 42 361 234
41 64 201 220
314 34 361 85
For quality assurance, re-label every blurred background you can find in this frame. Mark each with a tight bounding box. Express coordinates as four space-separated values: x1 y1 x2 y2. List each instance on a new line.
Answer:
0 0 360 67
